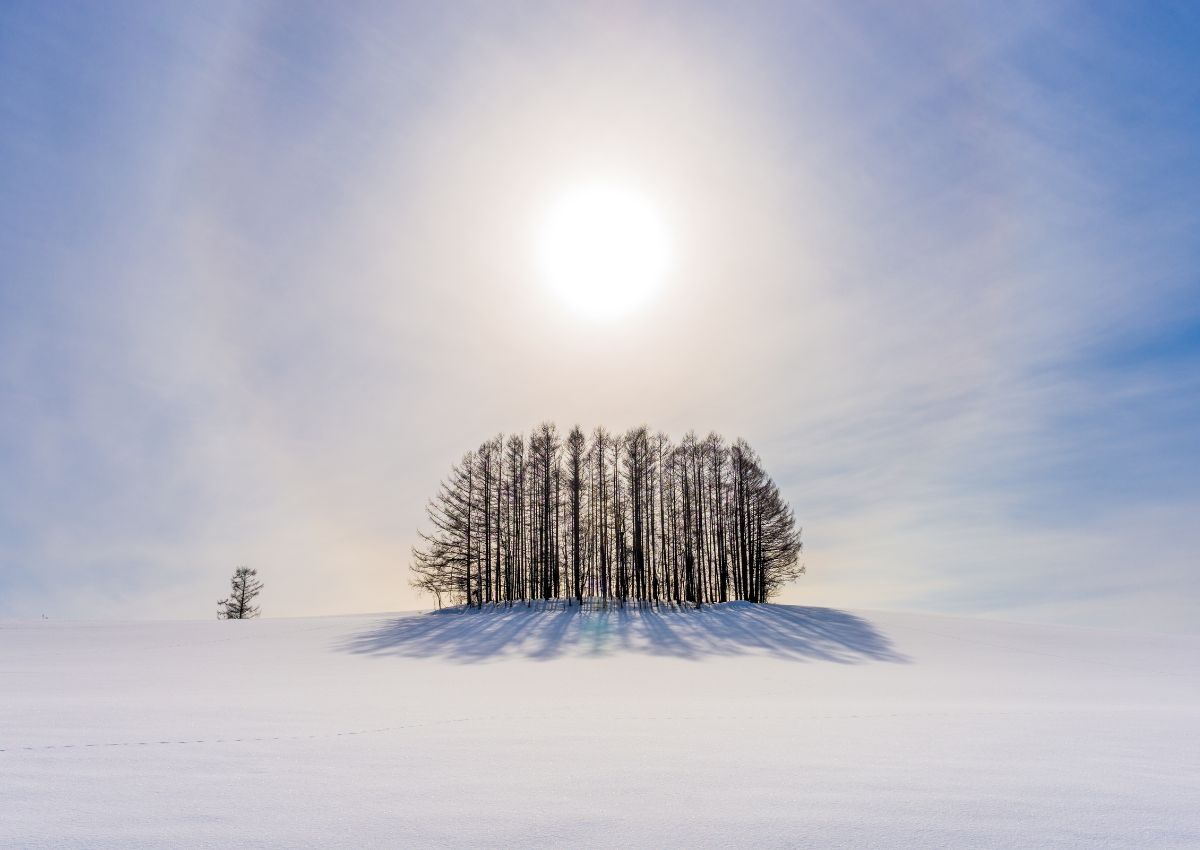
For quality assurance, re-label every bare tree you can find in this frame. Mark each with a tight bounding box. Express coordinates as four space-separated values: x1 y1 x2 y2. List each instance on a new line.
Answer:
566 425 586 605
217 566 263 619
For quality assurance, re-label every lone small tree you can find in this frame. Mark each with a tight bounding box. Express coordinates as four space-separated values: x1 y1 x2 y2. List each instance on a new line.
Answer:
217 566 263 619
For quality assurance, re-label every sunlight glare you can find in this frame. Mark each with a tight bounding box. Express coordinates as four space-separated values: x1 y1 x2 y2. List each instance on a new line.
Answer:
537 183 670 320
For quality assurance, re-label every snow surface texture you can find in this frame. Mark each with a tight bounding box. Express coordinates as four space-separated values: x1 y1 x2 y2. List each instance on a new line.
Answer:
3 603 1198 849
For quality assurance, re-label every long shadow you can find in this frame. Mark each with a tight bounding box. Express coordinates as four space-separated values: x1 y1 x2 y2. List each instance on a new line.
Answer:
338 601 907 664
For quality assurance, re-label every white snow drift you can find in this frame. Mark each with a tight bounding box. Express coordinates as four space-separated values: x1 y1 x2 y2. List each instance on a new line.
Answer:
2 603 1197 848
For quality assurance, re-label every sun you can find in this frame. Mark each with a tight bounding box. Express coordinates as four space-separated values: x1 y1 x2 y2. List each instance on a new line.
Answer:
537 182 670 320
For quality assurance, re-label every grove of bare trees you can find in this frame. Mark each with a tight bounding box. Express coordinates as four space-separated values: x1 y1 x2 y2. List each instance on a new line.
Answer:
412 424 803 609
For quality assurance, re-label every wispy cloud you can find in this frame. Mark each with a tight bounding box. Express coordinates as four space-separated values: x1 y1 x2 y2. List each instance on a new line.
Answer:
1 1 1197 630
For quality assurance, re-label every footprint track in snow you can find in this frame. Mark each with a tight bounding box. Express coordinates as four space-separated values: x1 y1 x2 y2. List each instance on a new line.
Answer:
5 706 1180 754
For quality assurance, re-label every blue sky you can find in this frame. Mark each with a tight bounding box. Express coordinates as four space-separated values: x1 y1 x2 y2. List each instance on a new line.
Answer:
1 1 1198 629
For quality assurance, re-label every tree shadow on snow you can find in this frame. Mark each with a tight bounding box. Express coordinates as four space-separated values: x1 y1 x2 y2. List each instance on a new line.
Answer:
338 602 907 664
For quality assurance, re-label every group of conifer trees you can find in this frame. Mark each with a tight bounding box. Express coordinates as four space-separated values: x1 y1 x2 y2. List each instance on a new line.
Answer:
411 424 802 608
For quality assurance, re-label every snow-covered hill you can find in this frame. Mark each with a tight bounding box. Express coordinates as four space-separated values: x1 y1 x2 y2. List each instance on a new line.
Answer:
3 603 1198 848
